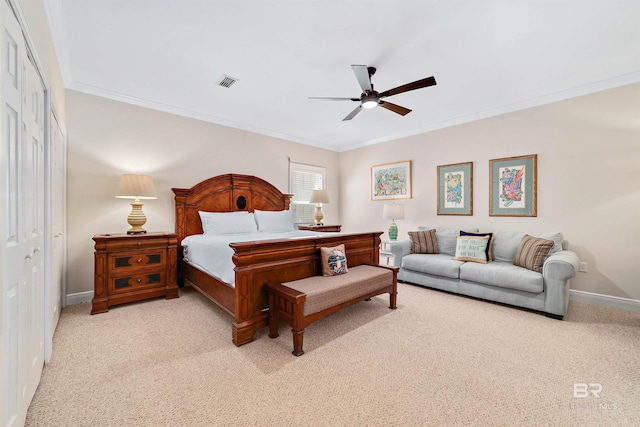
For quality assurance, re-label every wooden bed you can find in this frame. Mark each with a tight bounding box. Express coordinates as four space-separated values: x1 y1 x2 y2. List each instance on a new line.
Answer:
172 174 382 346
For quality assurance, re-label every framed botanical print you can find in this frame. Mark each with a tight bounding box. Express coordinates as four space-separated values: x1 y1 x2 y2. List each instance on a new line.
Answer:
437 162 473 215
489 154 537 217
371 160 412 200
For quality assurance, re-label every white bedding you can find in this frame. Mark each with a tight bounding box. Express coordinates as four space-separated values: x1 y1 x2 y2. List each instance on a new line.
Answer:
181 230 340 286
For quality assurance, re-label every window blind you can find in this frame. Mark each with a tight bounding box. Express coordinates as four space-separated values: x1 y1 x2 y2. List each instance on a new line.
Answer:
289 162 326 224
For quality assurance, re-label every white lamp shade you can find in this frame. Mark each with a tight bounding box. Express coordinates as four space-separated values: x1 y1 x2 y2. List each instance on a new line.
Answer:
115 174 158 199
309 189 330 204
383 204 404 220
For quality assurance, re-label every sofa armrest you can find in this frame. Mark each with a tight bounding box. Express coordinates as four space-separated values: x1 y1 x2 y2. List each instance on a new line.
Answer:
543 250 579 281
389 240 412 268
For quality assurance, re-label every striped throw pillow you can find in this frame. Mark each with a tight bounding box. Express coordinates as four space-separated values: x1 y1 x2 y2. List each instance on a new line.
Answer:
513 235 554 273
408 229 439 254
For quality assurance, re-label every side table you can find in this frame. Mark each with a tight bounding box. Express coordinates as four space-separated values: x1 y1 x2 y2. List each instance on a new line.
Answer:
380 239 397 265
297 224 342 232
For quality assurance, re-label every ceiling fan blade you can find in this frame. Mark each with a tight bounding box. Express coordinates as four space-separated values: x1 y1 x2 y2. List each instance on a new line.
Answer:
351 65 372 93
308 97 360 101
379 76 437 98
342 105 363 121
379 101 412 116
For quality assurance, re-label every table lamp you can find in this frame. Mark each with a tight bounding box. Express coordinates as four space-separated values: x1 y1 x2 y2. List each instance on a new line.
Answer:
309 189 330 225
383 204 404 240
116 174 157 234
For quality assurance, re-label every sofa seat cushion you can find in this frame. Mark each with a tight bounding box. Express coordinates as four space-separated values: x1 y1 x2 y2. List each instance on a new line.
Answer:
459 261 543 293
401 254 464 279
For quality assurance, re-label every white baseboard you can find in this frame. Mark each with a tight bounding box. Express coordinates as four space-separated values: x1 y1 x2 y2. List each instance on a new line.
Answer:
570 290 640 312
65 289 638 312
65 291 93 306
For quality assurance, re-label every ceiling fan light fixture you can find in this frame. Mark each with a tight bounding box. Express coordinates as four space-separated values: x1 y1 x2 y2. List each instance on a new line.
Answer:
361 93 379 109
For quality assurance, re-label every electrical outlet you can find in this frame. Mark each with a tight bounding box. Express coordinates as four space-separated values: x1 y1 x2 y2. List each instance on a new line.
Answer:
579 262 588 273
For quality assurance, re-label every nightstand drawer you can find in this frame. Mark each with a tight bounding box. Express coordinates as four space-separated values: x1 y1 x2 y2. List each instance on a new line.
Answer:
109 251 165 272
109 271 166 294
96 235 172 251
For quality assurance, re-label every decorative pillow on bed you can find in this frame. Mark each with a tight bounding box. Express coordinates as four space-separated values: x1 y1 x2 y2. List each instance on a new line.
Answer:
198 211 257 234
453 235 490 264
459 230 494 262
253 209 295 232
320 244 348 276
513 234 554 273
408 229 439 254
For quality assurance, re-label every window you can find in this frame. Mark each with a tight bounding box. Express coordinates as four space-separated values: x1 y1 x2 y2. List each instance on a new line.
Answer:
289 162 326 224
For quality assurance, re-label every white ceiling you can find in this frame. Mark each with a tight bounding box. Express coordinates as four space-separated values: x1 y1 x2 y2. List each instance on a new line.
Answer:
44 1 640 152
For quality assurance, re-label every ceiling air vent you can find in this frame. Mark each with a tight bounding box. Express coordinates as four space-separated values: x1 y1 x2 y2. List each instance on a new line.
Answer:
218 75 238 88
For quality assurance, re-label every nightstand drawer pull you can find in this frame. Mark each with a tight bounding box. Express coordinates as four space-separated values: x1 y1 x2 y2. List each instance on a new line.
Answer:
113 253 162 268
136 278 142 283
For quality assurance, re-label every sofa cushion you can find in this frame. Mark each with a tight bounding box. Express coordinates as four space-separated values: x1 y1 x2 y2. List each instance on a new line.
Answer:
459 261 543 293
453 235 490 264
533 231 564 254
513 235 554 273
460 230 494 262
401 253 463 279
408 229 439 254
491 230 525 262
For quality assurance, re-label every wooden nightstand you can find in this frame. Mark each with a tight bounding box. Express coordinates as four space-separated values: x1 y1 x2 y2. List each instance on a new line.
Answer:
91 232 179 314
297 224 342 232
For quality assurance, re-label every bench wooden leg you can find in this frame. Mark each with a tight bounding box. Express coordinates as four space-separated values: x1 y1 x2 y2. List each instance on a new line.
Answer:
269 315 280 338
292 328 305 356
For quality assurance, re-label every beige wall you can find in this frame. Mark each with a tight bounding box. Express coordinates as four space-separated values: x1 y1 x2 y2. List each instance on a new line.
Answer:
66 83 639 301
65 90 340 294
339 83 640 300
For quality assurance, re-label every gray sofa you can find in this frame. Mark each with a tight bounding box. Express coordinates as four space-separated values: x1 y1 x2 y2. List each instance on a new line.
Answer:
390 227 580 319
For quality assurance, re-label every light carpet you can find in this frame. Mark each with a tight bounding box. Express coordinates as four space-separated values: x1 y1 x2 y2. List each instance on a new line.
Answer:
26 284 640 426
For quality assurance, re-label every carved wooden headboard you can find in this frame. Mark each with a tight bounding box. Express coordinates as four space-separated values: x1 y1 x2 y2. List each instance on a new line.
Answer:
172 174 293 245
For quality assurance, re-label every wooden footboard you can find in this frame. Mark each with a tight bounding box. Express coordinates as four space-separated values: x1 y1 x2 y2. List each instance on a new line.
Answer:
230 232 382 345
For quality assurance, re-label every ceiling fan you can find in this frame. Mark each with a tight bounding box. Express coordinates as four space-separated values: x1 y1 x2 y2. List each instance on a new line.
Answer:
309 65 437 121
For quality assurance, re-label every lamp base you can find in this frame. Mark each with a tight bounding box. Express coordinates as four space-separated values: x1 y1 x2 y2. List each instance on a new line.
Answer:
126 229 148 235
388 221 398 240
126 200 148 235
314 204 324 225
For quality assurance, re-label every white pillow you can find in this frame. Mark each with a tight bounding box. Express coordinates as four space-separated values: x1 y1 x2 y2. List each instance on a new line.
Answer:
253 209 295 232
198 211 257 234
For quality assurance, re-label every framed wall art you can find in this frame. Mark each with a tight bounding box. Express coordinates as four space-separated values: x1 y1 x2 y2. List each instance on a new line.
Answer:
437 162 473 215
489 154 537 217
371 160 412 200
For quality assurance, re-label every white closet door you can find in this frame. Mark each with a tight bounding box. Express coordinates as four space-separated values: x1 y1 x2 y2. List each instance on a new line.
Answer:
1 1 46 425
23 48 46 406
47 111 65 359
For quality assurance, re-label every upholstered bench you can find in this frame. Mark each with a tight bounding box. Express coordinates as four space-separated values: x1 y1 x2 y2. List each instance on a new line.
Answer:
266 264 398 356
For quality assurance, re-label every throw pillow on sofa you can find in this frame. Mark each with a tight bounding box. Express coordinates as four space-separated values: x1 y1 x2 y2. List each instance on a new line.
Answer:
408 229 439 254
459 230 494 262
453 235 490 264
513 235 554 273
